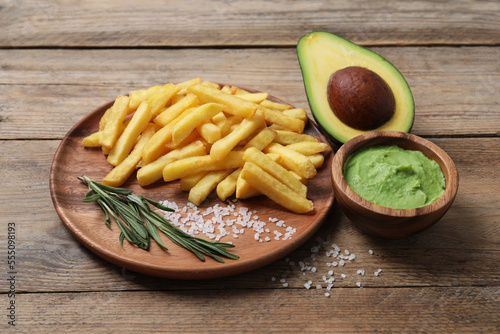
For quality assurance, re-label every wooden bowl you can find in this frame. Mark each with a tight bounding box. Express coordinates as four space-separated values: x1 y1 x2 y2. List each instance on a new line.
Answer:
331 131 458 238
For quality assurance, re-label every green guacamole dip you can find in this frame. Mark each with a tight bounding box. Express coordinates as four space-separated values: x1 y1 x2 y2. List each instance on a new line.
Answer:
343 145 445 209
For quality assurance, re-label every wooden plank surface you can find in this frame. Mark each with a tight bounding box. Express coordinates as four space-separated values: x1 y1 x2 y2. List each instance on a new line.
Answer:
1 46 499 139
1 138 498 293
1 0 500 47
9 287 499 333
1 0 499 332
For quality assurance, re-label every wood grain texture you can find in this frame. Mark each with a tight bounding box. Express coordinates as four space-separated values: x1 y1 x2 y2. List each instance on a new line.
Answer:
1 0 499 47
8 287 499 333
1 47 499 139
1 138 498 292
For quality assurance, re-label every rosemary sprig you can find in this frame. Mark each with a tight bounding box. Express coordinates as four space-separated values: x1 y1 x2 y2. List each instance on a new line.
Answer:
78 175 239 263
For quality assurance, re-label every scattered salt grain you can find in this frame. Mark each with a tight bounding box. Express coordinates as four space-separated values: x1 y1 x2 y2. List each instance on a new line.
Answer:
357 269 365 276
375 269 382 277
369 250 374 255
325 292 330 297
356 282 362 288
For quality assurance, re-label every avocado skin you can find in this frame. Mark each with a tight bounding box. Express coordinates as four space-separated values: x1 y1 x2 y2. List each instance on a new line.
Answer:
297 31 415 144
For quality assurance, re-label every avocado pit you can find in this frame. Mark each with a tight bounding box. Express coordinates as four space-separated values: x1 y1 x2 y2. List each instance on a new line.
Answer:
326 66 395 131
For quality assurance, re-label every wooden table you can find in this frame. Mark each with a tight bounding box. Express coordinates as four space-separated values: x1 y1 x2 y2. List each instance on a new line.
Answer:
1 1 499 332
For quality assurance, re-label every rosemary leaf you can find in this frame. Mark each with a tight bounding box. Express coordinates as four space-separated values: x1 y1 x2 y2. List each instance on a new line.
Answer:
78 176 239 263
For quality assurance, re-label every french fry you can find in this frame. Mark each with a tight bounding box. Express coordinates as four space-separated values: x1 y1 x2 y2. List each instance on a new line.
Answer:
188 170 231 206
180 172 207 191
220 85 236 95
154 93 200 127
283 108 308 122
107 101 154 166
196 122 222 144
141 107 195 164
235 173 261 199
273 130 318 145
163 151 244 182
264 142 317 179
102 124 156 187
137 140 206 186
308 154 325 169
147 84 180 116
286 141 330 156
212 112 231 136
201 81 220 89
260 99 293 111
235 153 281 199
100 95 130 149
164 130 201 150
210 110 265 161
216 169 241 201
82 131 102 147
172 103 224 146
129 85 161 110
259 106 305 133
235 92 269 104
240 162 313 214
242 127 277 151
243 147 307 197
176 77 202 95
187 84 258 119
99 107 113 131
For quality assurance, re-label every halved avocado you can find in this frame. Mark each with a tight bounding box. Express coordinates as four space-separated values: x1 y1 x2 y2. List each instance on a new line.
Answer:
297 31 415 144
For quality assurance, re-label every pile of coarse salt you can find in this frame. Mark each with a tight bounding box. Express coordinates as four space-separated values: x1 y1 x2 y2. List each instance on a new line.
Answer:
159 199 297 243
271 239 383 298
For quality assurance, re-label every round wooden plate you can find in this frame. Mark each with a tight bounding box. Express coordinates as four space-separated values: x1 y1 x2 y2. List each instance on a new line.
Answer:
49 87 335 279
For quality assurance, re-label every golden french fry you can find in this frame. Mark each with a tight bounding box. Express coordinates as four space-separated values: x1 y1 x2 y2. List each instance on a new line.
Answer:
201 81 220 89
235 153 281 199
163 151 244 182
242 127 277 151
188 170 231 206
264 142 317 179
107 101 154 166
99 107 113 131
100 95 131 149
180 172 207 191
197 122 222 144
283 108 308 122
273 130 318 145
137 140 206 186
141 107 195 164
212 112 230 135
243 147 307 197
259 106 305 133
165 130 201 150
235 172 262 199
129 85 161 110
240 162 313 214
235 92 269 104
176 77 202 89
221 85 236 94
147 84 180 116
260 99 293 111
82 131 102 147
102 124 156 187
308 154 325 168
210 110 265 161
172 103 224 146
154 93 200 127
187 84 258 119
216 169 241 201
286 141 330 156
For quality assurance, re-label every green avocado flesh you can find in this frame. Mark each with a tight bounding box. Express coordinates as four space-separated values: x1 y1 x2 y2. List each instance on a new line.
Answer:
343 145 445 209
297 31 415 144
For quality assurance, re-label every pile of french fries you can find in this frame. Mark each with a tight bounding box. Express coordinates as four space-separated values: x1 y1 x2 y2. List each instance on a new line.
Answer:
82 78 330 214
